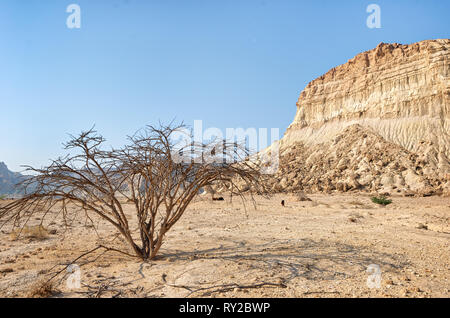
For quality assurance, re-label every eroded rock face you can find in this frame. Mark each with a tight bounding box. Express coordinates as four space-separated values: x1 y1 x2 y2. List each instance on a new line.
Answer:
268 124 449 196
283 39 449 169
273 39 450 196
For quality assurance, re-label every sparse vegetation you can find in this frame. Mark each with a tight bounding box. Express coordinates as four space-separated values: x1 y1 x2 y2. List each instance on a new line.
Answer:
0 123 267 260
27 280 59 298
0 195 6 200
295 192 312 202
370 196 392 206
10 225 49 241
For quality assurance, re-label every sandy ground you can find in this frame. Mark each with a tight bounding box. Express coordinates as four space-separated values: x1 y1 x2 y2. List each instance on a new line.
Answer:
0 193 449 298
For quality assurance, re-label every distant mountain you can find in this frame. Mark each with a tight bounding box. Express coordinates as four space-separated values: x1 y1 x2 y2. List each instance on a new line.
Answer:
0 162 26 197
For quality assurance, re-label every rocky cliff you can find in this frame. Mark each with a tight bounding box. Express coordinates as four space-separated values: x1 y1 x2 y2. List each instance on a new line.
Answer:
283 39 449 164
272 39 450 196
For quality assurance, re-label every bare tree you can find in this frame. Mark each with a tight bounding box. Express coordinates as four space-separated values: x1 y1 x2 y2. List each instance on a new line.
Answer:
0 123 266 260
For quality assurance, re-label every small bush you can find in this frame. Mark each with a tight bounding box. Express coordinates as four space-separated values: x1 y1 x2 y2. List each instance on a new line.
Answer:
370 196 392 206
27 280 58 298
292 192 312 202
0 195 6 200
10 225 49 241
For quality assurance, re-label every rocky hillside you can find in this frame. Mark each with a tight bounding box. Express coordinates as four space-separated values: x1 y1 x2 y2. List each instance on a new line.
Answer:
266 39 450 196
268 124 449 196
0 162 25 196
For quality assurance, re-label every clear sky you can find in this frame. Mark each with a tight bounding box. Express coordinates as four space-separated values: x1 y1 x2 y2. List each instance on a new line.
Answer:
1 0 449 171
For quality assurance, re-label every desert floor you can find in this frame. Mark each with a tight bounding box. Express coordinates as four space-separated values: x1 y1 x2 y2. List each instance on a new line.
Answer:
0 193 449 298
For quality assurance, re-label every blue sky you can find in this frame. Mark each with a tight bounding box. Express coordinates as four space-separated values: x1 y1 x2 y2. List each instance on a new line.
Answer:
0 0 449 171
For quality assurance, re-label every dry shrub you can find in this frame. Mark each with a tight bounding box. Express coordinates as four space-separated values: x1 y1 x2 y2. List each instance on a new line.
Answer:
292 192 312 202
27 280 58 298
10 225 49 241
0 123 268 260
